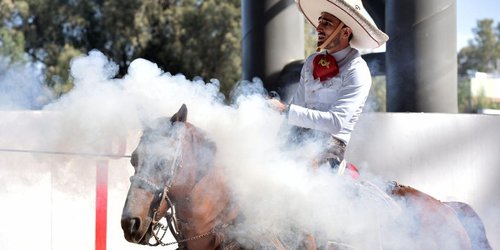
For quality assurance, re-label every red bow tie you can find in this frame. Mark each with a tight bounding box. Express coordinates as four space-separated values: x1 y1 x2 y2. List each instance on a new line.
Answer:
313 53 339 82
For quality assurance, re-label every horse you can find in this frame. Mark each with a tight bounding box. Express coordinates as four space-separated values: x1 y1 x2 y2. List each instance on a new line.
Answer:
121 104 316 249
121 104 236 249
121 104 491 250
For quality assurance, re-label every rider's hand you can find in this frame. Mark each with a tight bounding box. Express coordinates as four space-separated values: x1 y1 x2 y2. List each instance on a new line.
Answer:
268 99 289 113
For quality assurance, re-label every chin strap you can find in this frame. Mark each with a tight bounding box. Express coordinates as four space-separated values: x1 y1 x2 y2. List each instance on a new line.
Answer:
316 23 344 52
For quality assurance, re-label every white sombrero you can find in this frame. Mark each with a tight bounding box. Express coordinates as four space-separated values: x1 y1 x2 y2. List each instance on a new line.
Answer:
296 0 389 49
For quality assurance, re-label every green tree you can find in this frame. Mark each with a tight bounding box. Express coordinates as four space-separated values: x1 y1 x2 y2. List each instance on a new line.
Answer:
1 0 241 97
145 0 242 95
0 1 27 62
457 77 471 113
458 19 500 75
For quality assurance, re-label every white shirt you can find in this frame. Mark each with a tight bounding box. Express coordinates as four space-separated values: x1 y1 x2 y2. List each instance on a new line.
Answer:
287 46 372 144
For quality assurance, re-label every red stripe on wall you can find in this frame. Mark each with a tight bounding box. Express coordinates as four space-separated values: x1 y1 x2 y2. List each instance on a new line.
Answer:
96 160 109 250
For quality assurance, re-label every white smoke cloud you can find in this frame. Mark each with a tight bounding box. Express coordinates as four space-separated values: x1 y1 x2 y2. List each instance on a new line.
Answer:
0 50 494 249
0 57 53 110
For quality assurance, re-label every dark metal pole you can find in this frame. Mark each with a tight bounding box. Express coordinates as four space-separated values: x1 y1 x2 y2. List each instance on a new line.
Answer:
242 0 304 89
386 0 458 113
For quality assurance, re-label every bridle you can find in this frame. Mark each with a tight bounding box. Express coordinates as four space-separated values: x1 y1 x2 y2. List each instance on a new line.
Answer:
129 173 181 246
129 136 215 247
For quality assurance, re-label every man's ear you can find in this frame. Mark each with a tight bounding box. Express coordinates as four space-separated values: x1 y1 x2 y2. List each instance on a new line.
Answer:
343 27 352 38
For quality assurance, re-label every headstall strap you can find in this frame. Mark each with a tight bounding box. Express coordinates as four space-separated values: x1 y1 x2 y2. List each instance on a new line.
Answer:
165 139 184 189
130 175 162 192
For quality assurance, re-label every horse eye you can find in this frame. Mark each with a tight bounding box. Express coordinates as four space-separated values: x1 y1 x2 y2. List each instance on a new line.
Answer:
155 159 167 170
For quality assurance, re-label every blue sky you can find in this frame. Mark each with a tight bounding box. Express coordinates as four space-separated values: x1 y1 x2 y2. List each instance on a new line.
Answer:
457 0 500 50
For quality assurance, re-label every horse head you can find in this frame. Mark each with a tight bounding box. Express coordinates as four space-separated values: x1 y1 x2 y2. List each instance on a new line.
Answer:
121 104 215 246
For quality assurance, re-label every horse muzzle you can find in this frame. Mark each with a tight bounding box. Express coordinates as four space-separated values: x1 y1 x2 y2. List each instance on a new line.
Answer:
121 215 153 244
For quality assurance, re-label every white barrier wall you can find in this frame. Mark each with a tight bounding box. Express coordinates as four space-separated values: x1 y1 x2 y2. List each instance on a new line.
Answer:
0 112 173 250
347 113 500 249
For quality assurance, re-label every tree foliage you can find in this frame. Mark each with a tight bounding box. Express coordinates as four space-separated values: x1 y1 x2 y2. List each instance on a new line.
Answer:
458 19 500 75
0 0 241 96
0 1 26 62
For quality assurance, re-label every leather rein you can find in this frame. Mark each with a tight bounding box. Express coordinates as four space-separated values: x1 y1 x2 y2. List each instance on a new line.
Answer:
129 139 215 247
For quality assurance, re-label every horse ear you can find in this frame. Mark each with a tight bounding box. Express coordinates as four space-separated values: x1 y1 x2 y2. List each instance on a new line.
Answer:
170 104 188 123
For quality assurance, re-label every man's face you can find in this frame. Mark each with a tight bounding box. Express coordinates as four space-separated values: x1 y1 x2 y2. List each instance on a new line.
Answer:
316 12 343 49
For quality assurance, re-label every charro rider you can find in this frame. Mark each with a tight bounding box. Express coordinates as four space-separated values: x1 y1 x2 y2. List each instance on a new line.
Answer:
270 0 388 171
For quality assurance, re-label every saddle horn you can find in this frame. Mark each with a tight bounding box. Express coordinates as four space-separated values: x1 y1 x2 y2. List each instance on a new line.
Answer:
170 104 188 123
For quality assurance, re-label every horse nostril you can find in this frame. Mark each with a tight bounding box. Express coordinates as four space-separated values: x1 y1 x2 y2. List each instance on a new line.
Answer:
122 217 141 236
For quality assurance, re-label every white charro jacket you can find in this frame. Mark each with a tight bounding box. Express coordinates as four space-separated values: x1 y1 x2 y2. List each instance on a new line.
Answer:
287 46 372 144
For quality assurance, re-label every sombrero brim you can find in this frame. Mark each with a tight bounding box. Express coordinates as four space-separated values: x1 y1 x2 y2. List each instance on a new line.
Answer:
296 0 389 49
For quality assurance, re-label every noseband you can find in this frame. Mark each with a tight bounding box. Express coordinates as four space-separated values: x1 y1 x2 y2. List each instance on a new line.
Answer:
130 174 183 246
